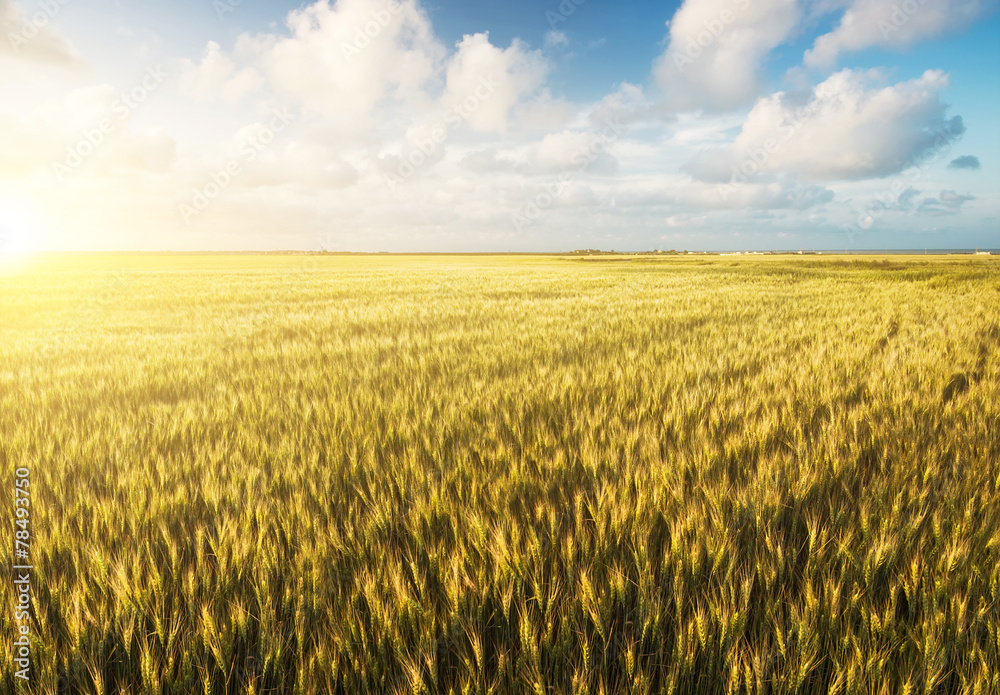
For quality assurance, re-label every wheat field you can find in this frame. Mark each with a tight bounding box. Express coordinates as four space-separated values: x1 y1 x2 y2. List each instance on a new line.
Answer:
1 254 998 695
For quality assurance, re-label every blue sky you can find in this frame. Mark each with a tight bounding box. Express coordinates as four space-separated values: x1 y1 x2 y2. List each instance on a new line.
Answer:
0 0 997 252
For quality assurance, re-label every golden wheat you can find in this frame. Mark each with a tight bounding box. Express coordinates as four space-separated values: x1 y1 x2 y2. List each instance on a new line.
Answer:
0 254 997 694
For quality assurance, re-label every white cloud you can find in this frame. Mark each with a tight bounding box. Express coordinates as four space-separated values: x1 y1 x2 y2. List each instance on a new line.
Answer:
588 83 663 127
653 0 800 112
186 6 562 136
523 130 619 176
683 69 965 183
0 0 82 66
180 41 262 101
544 30 569 50
97 128 177 175
442 33 551 133
805 0 988 68
679 176 836 210
0 82 177 180
460 147 516 174
242 140 358 190
1 0 993 252
457 128 620 178
250 0 445 125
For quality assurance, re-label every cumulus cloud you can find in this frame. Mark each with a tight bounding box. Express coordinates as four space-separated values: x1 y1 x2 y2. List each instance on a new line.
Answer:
948 155 981 170
3 0 993 251
683 69 965 184
653 0 800 112
442 33 551 133
805 0 988 68
246 0 445 124
368 31 563 182
189 5 560 136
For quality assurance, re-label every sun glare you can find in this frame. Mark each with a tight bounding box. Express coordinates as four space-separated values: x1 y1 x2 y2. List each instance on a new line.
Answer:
0 196 43 265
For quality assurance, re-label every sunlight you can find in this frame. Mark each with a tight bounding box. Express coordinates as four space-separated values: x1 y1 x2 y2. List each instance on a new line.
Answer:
0 196 43 265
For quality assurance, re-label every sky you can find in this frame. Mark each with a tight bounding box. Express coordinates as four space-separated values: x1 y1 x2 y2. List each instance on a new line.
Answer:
0 0 998 253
